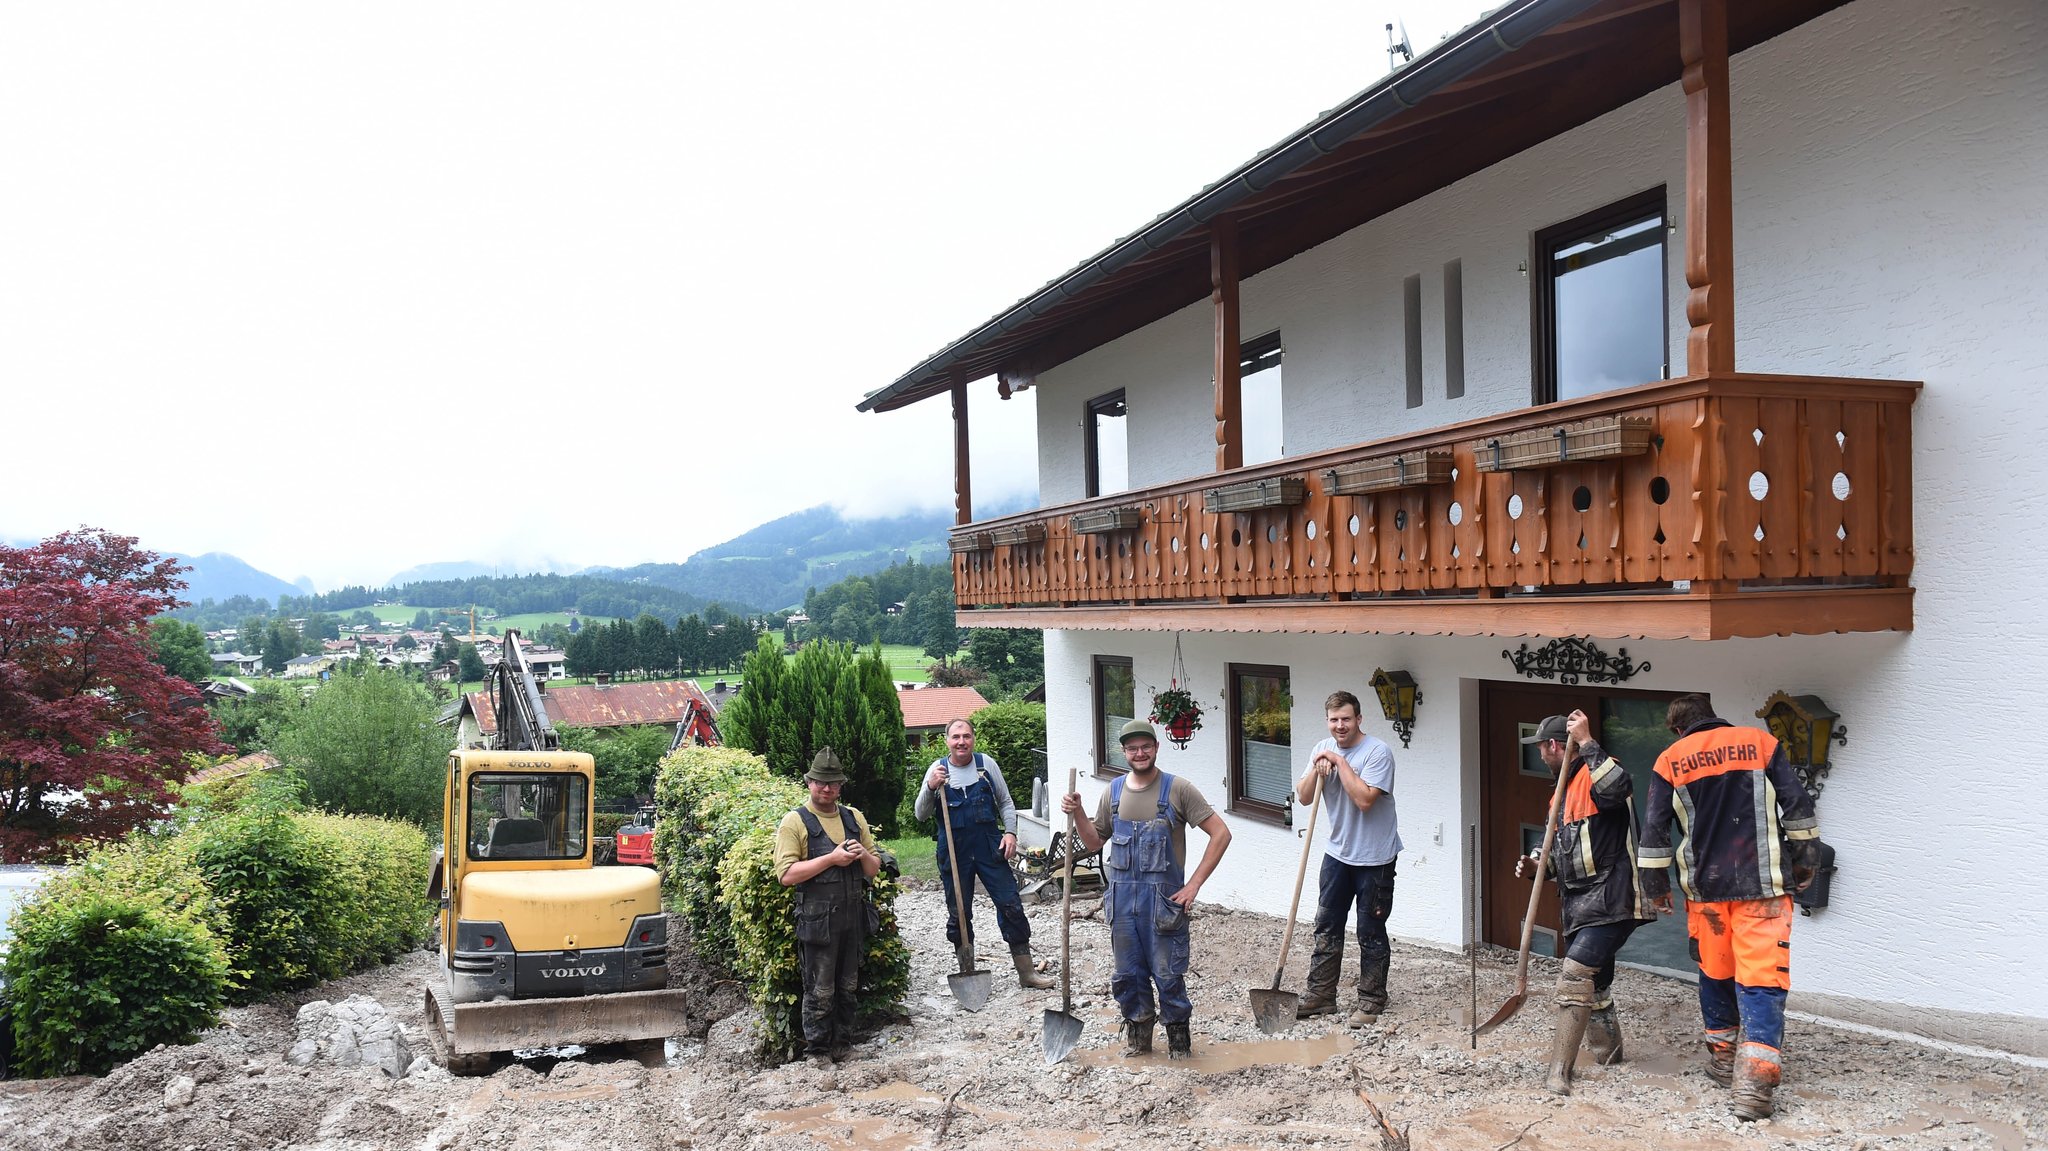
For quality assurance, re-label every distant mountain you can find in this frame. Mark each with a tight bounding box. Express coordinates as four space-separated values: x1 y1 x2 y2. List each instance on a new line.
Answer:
384 560 496 585
167 552 302 606
592 497 1034 611
384 558 585 586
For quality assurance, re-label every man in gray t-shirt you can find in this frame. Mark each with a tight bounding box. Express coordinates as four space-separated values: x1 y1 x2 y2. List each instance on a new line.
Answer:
1293 690 1402 1026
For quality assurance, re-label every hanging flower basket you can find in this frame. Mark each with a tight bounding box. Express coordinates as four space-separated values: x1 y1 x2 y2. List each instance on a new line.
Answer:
1150 685 1204 750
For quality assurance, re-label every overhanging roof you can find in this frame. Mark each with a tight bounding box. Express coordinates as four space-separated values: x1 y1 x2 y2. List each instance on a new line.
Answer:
859 0 1849 414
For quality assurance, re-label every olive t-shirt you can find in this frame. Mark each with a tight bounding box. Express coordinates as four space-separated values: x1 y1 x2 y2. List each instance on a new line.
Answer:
1088 772 1217 872
772 801 875 882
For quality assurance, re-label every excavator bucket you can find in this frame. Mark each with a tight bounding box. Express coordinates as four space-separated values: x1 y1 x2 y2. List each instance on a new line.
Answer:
426 984 689 1064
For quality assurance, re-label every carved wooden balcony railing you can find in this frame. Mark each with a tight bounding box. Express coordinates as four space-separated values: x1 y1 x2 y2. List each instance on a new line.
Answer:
949 373 1919 639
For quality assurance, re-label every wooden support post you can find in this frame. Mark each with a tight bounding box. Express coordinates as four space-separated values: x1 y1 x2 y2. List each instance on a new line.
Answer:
951 371 972 526
1212 216 1243 471
1680 0 1734 376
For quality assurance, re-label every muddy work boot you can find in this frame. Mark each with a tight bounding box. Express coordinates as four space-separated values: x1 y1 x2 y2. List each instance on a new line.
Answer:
1297 931 1343 1018
1012 951 1054 990
1122 1017 1155 1057
1545 959 1599 1095
1347 953 1390 1027
1704 1027 1737 1087
1165 1022 1192 1060
1731 1042 1782 1120
1585 998 1625 1065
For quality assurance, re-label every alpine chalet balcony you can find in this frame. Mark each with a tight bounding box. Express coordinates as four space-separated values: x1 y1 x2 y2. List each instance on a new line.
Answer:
948 373 1918 640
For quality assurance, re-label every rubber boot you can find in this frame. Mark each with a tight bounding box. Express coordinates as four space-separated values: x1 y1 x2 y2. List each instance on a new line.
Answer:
1545 958 1599 1095
1704 1027 1737 1087
1585 998 1625 1065
1122 1018 1154 1057
1731 1042 1782 1120
1165 1022 1192 1060
1297 931 1343 1018
1347 953 1390 1026
1012 950 1053 989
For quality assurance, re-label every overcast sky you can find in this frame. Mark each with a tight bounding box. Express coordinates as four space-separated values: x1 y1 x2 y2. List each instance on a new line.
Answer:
1 1 1484 590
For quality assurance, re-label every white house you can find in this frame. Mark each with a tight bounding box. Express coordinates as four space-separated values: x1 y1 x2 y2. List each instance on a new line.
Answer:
209 651 262 677
861 0 2046 1058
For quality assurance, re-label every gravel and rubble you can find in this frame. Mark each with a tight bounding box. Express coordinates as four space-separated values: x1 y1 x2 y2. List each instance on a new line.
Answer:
1 883 2040 1150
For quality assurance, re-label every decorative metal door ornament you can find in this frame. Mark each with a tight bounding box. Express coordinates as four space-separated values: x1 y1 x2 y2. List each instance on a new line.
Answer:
1501 637 1650 685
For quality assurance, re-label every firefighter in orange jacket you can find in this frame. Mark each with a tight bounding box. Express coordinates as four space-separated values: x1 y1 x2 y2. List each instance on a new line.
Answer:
1639 694 1821 1121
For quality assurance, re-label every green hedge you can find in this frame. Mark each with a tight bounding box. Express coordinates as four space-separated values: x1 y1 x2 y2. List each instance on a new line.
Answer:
654 745 802 969
968 699 1047 807
655 743 908 1059
5 836 230 1077
5 802 432 1076
190 806 430 999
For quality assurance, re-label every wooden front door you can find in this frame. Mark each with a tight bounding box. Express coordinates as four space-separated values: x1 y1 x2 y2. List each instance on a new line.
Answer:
1479 683 1601 955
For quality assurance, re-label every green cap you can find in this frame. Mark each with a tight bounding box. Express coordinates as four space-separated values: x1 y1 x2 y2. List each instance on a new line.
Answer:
1117 718 1160 745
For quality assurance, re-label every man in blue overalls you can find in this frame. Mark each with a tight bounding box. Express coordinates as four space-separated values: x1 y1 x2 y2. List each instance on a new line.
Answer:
1063 719 1233 1058
914 718 1053 989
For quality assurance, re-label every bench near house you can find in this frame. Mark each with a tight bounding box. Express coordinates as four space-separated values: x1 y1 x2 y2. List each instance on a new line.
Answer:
860 0 2044 1057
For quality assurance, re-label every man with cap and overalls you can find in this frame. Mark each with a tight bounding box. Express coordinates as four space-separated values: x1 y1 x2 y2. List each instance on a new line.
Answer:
1062 718 1232 1059
914 717 1054 989
774 747 881 1066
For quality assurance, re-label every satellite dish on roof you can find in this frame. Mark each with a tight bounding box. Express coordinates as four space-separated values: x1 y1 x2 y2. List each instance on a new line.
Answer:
1387 20 1414 70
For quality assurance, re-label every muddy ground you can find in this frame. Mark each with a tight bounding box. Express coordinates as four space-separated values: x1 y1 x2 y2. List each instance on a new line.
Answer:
1 882 2040 1151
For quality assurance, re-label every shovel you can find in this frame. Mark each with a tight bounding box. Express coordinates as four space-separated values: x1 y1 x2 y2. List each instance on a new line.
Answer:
1042 766 1085 1064
1473 747 1575 1037
1250 770 1325 1034
937 779 992 1012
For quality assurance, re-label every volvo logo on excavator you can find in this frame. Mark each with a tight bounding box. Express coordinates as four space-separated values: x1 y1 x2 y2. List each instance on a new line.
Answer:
541 964 606 979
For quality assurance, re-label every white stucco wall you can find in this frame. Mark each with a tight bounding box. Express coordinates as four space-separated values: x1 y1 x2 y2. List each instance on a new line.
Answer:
1020 0 2048 1048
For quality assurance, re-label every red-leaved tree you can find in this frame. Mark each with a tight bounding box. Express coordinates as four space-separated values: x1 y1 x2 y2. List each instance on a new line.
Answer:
0 528 227 862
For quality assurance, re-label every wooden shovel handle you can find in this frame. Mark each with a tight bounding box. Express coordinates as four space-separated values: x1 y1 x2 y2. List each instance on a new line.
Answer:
1271 770 1325 987
937 770 973 961
1060 766 1077 1012
1512 753 1576 991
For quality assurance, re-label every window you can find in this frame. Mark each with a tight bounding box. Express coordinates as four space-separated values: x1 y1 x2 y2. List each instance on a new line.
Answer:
1093 656 1135 776
1533 188 1667 403
1227 664 1292 822
1084 390 1128 497
1240 330 1284 466
466 772 588 861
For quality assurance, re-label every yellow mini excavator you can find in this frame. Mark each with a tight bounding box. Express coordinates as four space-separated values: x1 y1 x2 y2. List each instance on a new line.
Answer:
423 631 686 1072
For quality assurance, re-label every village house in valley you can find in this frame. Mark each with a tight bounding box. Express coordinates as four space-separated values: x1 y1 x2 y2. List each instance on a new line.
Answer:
860 0 2044 1057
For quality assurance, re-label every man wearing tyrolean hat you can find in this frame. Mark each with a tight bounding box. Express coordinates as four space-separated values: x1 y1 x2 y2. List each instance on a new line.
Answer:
775 746 881 1065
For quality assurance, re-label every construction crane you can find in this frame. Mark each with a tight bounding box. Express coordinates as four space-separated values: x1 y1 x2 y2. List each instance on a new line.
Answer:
440 605 479 644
